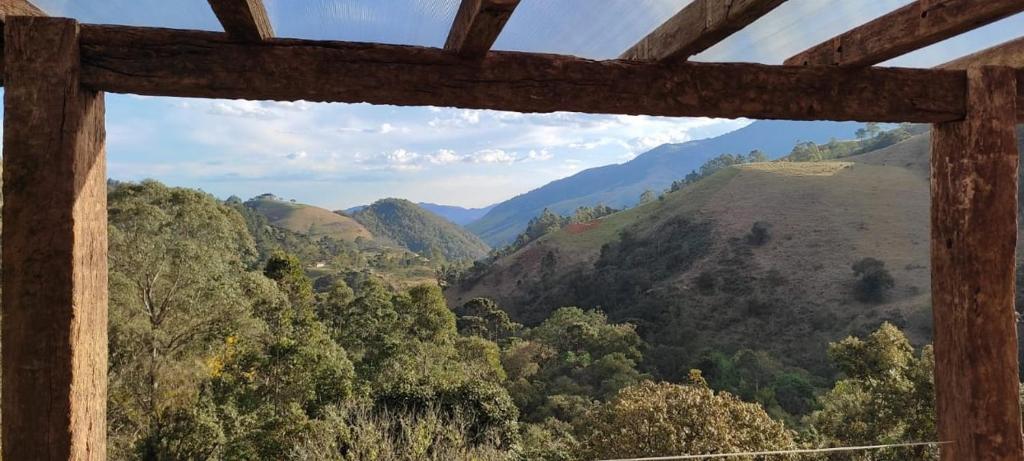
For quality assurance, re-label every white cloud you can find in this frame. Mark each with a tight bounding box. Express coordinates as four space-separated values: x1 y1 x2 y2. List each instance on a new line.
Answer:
385 149 420 164
467 148 517 164
208 101 276 119
525 149 553 161
426 149 461 165
458 110 481 124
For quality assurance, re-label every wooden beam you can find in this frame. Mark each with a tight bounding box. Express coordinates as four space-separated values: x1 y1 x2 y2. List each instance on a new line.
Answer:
207 0 273 41
785 0 1024 67
0 0 44 20
939 36 1024 70
621 0 786 61
445 0 519 57
75 24 971 123
931 66 1023 461
0 0 45 81
3 16 107 460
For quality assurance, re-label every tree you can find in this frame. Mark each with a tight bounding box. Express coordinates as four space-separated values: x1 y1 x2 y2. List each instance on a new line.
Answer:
315 279 355 334
852 257 895 302
787 141 824 162
520 418 580 461
504 307 646 423
856 122 882 139
263 251 316 328
106 180 261 457
747 149 769 163
578 376 795 459
394 284 457 344
327 276 401 368
639 189 656 204
697 349 816 422
807 323 936 461
455 298 523 343
170 253 357 459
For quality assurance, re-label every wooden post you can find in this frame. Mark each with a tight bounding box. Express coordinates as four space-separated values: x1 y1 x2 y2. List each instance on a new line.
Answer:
2 17 107 460
931 66 1023 460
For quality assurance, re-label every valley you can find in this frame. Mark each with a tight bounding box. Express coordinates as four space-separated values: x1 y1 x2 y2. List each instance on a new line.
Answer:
84 122 1022 460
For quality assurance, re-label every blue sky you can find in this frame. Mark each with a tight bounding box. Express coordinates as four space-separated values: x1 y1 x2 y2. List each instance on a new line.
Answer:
16 1 1024 209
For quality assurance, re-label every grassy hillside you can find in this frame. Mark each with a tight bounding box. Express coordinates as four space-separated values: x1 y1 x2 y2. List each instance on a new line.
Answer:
449 129 1019 382
245 194 373 242
467 120 863 246
352 198 490 262
237 195 437 289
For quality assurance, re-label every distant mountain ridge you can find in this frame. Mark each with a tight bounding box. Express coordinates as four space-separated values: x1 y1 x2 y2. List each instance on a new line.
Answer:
345 202 495 226
417 203 496 226
466 120 864 246
351 198 490 262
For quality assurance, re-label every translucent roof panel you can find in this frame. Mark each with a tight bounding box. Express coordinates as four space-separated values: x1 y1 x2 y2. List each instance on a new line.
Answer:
32 0 222 31
886 13 1024 67
696 1 1024 67
493 0 691 59
264 0 459 46
27 0 1024 68
694 0 915 64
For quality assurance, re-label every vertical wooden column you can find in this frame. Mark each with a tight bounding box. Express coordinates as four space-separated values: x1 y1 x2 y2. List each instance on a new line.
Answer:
2 17 107 460
931 66 1023 461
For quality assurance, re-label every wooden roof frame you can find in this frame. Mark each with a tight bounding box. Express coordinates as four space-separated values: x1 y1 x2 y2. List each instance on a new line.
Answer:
1 1 1023 460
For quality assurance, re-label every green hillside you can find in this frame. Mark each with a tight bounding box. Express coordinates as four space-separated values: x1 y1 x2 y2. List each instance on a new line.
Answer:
466 120 863 246
245 194 373 242
352 198 491 262
449 129 1024 382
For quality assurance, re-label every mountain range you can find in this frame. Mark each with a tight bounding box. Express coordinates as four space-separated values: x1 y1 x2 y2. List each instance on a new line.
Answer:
417 203 495 226
350 198 490 262
245 194 490 263
465 120 865 246
345 202 495 226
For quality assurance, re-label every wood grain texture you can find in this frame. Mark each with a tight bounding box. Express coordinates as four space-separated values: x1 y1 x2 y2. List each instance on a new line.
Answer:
77 24 970 122
445 0 519 57
0 0 46 81
2 16 107 461
207 0 273 41
0 0 43 20
931 66 1023 461
786 0 1024 67
621 0 786 61
940 36 1024 70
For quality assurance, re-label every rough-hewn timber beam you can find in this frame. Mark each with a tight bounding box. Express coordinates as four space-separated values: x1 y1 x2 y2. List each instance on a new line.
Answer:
0 0 44 20
207 0 273 41
3 16 107 460
445 0 519 58
785 0 1024 67
622 0 786 61
75 25 971 123
939 36 1024 70
931 65 1023 461
0 0 46 81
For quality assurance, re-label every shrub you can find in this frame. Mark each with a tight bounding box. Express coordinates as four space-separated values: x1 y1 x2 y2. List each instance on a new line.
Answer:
852 257 895 303
578 377 794 459
747 221 771 246
696 271 716 295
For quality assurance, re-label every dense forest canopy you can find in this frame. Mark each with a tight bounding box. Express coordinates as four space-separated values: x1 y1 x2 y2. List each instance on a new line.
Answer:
65 177 938 460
